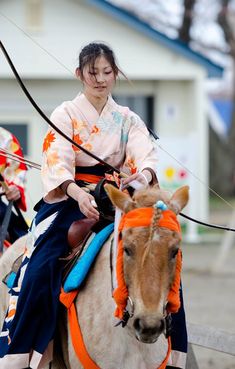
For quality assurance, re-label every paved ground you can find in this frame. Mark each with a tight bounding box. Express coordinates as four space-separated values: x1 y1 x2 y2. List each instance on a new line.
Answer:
182 221 235 369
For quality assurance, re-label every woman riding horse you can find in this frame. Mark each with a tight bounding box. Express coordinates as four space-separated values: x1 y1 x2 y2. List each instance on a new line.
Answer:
0 42 187 369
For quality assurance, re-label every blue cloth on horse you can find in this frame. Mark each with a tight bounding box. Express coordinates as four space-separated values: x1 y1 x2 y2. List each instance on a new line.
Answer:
63 223 114 292
5 271 17 289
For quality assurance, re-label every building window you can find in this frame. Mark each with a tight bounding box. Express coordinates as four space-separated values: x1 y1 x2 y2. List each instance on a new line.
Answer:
113 95 154 130
25 0 43 30
0 124 28 155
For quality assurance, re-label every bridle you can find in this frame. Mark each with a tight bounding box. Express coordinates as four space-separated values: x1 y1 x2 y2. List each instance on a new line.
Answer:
1 39 235 232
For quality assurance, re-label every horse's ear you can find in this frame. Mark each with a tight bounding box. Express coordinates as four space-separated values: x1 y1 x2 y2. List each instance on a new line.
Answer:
104 184 136 213
168 185 189 214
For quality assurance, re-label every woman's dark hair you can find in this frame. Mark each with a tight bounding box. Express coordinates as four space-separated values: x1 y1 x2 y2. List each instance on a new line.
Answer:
78 42 127 81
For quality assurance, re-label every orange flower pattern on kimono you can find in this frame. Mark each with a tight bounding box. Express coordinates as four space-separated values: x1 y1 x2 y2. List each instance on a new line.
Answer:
0 127 27 211
43 131 56 152
46 151 59 167
41 93 158 202
91 125 100 134
72 133 83 152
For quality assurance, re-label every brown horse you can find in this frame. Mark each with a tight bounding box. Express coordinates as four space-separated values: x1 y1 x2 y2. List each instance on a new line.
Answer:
0 184 189 369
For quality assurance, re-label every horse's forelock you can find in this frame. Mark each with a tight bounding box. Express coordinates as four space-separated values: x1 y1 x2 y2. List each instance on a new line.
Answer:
133 187 171 208
132 187 171 247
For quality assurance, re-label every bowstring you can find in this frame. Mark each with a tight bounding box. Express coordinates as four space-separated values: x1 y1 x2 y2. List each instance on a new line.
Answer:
1 10 234 215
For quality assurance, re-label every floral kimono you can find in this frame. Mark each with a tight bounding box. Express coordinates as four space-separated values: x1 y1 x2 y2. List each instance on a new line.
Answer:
0 127 27 243
0 94 186 369
41 93 158 202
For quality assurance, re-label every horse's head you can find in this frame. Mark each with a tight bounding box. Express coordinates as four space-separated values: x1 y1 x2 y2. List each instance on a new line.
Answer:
105 184 189 343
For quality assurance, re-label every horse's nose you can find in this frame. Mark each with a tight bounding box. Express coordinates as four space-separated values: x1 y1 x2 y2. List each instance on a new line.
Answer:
134 316 165 338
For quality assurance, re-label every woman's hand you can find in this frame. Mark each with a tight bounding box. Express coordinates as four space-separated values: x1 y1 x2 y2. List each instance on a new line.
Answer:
121 170 152 189
76 190 100 221
5 185 21 201
66 182 99 221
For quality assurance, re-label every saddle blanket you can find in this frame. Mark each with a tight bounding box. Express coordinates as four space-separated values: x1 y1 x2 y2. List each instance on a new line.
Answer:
63 222 114 292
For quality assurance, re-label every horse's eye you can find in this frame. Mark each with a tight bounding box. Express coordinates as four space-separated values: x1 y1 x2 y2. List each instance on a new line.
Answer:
170 248 179 259
124 247 132 257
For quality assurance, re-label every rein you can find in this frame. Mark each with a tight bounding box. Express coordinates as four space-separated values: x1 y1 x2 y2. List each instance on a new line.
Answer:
1 39 235 232
180 212 235 231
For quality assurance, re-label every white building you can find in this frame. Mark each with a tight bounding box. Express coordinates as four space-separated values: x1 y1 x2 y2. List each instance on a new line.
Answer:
0 0 223 240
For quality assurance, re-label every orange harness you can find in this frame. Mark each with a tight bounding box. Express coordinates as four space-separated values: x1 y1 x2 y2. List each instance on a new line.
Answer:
60 289 100 368
60 207 182 369
113 208 182 320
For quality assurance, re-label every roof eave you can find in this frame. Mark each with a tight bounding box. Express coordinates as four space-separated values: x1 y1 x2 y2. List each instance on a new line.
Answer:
86 0 224 78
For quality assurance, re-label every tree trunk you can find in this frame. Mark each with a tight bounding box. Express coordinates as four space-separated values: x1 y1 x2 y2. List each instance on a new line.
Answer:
178 0 196 43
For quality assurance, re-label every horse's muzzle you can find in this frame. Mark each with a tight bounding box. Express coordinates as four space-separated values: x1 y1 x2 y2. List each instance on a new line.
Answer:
133 316 165 343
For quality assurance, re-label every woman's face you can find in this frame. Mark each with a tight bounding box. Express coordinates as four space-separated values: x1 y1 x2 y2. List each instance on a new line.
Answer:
80 55 116 100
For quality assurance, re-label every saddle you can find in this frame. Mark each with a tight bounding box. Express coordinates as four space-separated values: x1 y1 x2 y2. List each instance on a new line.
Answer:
67 218 97 252
62 215 113 282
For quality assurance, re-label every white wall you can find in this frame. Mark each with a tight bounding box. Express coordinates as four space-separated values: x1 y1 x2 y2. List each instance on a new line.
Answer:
154 78 209 238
